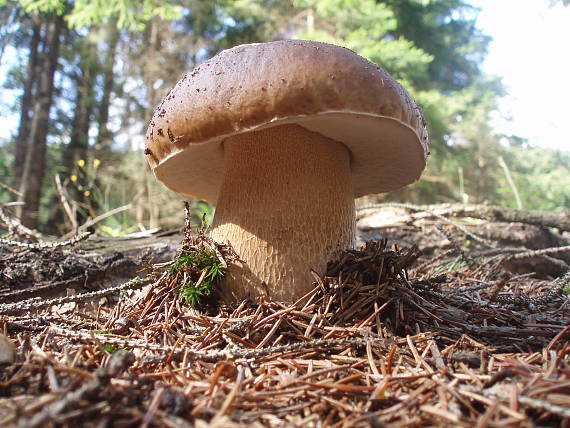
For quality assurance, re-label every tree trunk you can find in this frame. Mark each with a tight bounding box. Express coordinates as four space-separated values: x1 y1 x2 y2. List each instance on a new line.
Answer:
13 21 41 192
138 17 161 229
0 6 19 63
19 13 64 229
64 32 97 225
95 19 119 159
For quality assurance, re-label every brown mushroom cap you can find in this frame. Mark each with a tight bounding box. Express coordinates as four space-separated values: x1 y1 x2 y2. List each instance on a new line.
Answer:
145 40 428 202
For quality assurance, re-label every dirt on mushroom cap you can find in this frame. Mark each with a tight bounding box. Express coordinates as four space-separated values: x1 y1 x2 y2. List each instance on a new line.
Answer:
145 40 428 203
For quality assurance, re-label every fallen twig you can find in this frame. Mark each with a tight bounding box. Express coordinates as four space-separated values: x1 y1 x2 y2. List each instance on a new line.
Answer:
359 203 570 231
0 231 91 250
0 276 151 315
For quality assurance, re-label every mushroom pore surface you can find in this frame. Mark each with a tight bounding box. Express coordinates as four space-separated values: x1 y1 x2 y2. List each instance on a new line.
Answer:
210 124 354 302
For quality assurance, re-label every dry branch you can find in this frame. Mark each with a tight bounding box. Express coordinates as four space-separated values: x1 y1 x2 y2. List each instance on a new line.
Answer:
359 202 570 231
0 231 91 249
0 276 150 315
0 206 43 239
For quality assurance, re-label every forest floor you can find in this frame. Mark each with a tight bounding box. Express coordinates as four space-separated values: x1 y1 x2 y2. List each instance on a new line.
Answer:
0 203 569 427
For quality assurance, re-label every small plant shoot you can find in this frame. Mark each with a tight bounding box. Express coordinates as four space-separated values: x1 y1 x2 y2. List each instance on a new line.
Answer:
168 246 226 306
163 202 235 307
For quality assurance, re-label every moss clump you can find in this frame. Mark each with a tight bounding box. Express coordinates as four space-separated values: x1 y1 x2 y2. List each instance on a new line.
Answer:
168 246 226 306
100 343 127 354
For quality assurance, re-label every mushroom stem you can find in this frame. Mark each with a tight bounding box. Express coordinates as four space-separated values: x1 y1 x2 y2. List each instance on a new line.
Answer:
211 124 355 302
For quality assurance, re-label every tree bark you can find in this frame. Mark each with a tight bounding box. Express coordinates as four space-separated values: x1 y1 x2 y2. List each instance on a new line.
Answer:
19 13 64 229
138 17 161 229
95 19 119 159
13 21 41 192
64 32 97 225
67 48 94 169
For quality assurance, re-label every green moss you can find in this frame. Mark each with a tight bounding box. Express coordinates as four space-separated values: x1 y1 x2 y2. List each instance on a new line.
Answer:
564 283 570 295
100 343 126 354
168 246 226 307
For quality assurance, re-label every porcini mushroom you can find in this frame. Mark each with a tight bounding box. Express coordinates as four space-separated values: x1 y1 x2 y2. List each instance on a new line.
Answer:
145 40 428 302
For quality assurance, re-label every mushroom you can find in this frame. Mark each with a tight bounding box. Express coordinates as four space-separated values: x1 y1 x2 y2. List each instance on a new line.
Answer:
145 40 428 302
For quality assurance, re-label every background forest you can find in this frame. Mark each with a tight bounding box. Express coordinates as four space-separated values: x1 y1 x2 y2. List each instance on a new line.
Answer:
0 0 568 236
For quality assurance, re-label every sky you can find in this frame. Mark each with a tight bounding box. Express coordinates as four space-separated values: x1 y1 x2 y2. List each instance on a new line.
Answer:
1 1 569 152
470 0 570 152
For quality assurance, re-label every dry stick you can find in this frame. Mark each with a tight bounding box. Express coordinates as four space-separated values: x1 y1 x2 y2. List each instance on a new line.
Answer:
54 173 78 231
58 204 132 240
448 203 570 231
0 182 22 197
49 327 391 363
0 276 151 315
358 202 495 248
0 231 91 250
477 247 570 295
0 206 44 239
76 203 132 234
0 275 86 303
498 156 523 210
546 324 570 352
359 202 570 232
140 388 165 428
472 245 570 260
502 245 570 261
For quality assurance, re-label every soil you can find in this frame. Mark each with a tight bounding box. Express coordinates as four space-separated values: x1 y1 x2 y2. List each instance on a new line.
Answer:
0 205 569 427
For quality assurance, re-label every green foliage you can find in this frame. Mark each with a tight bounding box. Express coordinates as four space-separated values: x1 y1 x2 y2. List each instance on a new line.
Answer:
434 256 470 273
382 0 489 92
226 0 434 85
297 0 433 82
12 0 182 30
67 0 182 31
168 247 226 307
191 201 215 230
19 0 66 15
100 343 127 354
499 146 570 211
0 144 13 204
